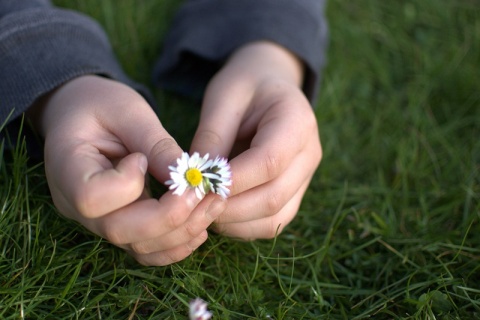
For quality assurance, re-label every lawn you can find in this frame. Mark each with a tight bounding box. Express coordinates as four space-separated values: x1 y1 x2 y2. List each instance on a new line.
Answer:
1 0 479 319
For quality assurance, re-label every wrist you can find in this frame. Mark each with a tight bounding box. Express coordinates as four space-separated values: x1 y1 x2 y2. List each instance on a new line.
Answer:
27 75 100 138
225 41 305 87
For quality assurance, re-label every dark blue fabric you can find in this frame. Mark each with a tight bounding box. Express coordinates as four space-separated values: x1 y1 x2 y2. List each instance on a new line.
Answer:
154 0 328 103
0 0 328 158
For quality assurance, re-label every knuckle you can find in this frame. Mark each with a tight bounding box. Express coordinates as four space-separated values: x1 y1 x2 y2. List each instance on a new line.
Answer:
133 250 182 267
134 251 177 267
190 231 208 251
148 137 179 160
164 249 189 265
183 221 199 239
265 192 283 215
264 221 284 239
196 129 223 148
134 254 158 267
166 209 186 229
196 231 209 246
73 187 97 218
135 258 152 267
130 241 151 255
100 222 124 246
263 152 281 180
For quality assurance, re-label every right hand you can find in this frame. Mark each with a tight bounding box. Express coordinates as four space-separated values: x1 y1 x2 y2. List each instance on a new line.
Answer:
32 75 226 266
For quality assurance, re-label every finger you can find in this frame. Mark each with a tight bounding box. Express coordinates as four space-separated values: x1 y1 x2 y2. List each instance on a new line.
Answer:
228 97 316 195
132 230 209 266
49 145 147 219
95 86 184 184
129 195 226 254
213 180 309 240
83 189 202 245
189 72 254 157
215 145 319 224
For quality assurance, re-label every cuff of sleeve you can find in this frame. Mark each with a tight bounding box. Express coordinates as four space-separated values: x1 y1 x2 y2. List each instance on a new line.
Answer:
0 7 153 125
153 0 328 103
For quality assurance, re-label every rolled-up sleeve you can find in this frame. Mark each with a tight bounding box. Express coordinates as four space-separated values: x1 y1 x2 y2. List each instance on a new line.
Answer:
0 0 151 127
153 0 328 103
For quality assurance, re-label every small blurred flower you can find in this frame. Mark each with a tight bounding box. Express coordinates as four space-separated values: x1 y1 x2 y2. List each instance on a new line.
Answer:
189 298 212 320
166 152 232 199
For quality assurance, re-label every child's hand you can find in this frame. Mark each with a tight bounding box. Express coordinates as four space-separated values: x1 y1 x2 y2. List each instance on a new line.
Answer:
190 41 322 239
33 75 226 265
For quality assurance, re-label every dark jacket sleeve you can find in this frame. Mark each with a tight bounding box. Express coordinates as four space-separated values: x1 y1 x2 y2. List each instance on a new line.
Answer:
0 0 151 150
153 0 328 104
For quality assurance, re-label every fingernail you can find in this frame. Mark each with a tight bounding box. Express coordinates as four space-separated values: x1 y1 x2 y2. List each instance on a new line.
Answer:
138 154 148 175
206 197 226 220
185 190 202 210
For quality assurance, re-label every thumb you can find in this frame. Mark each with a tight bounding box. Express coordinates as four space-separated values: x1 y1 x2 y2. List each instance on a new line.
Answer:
98 97 184 185
49 150 148 219
80 152 148 217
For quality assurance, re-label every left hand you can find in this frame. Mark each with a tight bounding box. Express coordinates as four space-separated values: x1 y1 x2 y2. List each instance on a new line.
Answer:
190 41 322 239
31 75 225 266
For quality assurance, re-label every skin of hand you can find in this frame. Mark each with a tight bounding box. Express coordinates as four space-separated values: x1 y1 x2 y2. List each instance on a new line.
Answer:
30 75 226 266
190 41 322 239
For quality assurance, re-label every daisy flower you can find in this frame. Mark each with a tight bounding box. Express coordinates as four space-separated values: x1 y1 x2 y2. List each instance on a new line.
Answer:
166 152 219 199
207 156 232 199
189 298 212 320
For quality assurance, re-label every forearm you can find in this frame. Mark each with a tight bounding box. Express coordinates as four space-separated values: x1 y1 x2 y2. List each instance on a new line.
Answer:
154 0 328 103
223 41 305 88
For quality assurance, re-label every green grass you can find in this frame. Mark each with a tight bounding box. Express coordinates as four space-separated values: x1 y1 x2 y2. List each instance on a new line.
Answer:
1 0 479 318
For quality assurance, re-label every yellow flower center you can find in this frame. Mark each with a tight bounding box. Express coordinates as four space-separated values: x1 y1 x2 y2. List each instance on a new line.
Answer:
185 168 203 187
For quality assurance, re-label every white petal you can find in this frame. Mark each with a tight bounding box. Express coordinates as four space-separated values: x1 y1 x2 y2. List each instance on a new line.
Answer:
194 187 204 199
173 184 187 196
